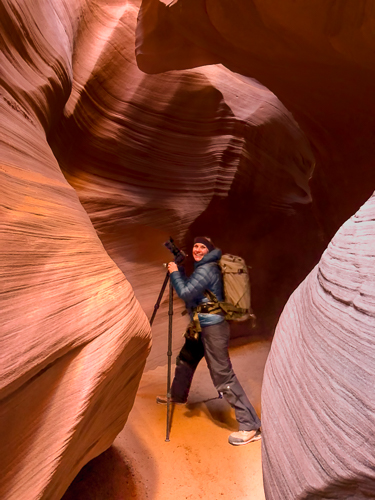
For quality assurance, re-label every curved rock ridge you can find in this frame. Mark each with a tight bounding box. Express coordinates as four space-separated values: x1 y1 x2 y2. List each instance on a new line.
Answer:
0 1 151 499
262 192 375 498
136 0 375 239
4 0 369 497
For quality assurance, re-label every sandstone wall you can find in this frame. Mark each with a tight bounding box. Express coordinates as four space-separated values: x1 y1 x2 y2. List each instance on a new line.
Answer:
136 0 375 238
263 193 375 498
0 1 151 499
1 0 317 497
3 0 374 497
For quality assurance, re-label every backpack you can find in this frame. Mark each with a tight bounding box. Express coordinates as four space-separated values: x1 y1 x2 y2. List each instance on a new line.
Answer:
220 254 250 310
219 254 255 324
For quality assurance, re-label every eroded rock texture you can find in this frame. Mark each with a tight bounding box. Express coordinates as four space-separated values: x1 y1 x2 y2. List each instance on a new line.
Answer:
136 0 375 237
263 194 375 499
0 1 150 499
135 1 375 498
3 0 374 497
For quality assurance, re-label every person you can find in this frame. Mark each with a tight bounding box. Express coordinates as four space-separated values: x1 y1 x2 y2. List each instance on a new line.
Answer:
157 236 261 446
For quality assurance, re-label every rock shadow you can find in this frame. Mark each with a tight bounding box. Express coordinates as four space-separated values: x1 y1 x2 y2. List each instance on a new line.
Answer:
62 446 143 500
183 397 238 431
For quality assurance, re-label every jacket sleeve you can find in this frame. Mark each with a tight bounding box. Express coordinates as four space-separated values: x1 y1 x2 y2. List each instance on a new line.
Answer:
170 265 212 302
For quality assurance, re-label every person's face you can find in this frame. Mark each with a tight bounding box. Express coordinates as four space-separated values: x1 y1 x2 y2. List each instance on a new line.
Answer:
192 243 209 262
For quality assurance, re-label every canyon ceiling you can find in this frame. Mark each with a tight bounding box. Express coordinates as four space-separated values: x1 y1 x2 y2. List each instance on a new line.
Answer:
1 0 375 498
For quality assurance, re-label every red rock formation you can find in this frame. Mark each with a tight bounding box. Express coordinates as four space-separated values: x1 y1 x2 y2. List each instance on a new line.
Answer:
3 0 373 497
135 0 375 498
136 0 375 237
262 194 375 498
0 1 150 499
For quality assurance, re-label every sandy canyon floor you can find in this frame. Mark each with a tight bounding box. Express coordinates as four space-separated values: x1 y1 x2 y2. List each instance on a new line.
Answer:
63 339 270 499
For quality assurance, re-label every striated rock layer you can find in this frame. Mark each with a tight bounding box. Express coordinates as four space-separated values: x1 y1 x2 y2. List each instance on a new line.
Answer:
136 0 375 239
1 0 317 497
0 1 151 499
135 0 375 498
263 193 375 498
3 0 374 497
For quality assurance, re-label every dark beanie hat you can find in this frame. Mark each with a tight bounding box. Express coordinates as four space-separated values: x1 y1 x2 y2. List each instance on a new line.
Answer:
194 236 215 253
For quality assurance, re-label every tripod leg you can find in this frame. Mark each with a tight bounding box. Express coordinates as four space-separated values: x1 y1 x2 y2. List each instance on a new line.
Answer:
150 271 170 326
165 280 173 442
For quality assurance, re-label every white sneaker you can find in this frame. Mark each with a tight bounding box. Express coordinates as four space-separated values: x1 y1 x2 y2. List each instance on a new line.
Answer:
228 429 261 446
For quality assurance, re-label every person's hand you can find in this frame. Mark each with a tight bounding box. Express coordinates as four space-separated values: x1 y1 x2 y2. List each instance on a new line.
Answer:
167 262 178 274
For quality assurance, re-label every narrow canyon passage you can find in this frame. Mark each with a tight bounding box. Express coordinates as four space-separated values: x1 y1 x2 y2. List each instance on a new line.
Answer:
63 340 270 500
2 1 375 498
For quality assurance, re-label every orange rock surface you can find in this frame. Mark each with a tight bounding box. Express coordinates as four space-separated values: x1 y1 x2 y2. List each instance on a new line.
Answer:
50 1 318 354
3 0 375 498
137 0 375 236
63 340 270 500
0 1 151 499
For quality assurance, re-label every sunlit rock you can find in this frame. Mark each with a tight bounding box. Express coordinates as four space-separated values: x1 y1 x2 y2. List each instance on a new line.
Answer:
0 1 150 499
4 0 373 497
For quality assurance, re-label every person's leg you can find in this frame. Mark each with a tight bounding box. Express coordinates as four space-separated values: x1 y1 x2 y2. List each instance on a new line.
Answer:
169 336 205 403
201 321 261 431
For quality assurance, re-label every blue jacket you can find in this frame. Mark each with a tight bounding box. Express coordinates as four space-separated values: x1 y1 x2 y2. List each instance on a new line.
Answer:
170 248 225 327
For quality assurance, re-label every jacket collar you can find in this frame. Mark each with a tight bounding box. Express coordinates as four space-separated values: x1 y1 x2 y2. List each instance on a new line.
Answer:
194 248 222 268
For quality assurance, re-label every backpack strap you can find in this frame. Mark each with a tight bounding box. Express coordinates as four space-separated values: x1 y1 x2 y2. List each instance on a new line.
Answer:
197 290 252 322
191 290 256 331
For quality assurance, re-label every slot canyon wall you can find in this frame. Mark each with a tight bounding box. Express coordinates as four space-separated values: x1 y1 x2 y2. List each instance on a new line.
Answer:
0 1 153 499
1 0 374 499
49 0 320 367
135 0 375 498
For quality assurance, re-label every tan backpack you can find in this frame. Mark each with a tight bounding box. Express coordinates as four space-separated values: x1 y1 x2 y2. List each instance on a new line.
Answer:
191 253 256 336
219 254 256 324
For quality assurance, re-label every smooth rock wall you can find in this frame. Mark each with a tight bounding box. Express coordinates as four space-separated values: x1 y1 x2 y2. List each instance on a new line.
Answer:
0 1 151 499
263 192 375 498
3 0 373 497
1 0 313 497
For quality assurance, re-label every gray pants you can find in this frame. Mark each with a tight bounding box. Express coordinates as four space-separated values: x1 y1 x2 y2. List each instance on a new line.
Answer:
171 321 261 431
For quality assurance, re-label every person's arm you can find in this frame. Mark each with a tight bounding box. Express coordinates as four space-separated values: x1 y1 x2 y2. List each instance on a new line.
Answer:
169 265 211 302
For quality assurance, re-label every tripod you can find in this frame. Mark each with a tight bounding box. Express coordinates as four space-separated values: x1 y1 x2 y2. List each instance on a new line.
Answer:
150 268 174 442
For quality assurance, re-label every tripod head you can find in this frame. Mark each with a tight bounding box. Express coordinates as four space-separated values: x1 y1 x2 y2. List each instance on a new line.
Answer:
164 237 186 264
150 236 185 326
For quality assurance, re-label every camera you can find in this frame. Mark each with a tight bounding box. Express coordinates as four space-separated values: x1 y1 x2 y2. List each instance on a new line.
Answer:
164 237 186 264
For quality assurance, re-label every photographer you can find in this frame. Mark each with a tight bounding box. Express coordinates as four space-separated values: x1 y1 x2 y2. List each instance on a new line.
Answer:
158 236 261 446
